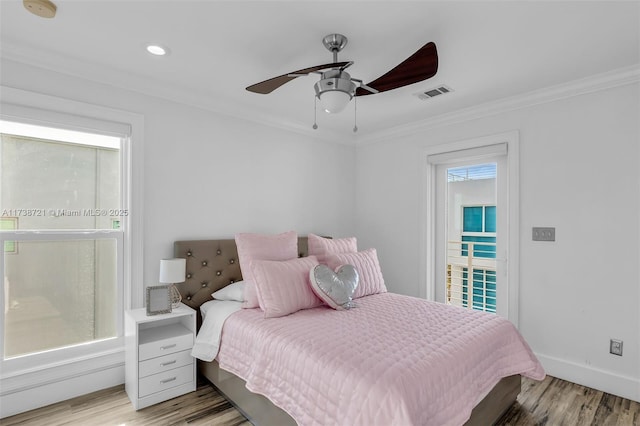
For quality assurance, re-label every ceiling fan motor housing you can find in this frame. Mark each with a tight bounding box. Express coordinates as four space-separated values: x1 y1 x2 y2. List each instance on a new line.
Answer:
314 69 357 100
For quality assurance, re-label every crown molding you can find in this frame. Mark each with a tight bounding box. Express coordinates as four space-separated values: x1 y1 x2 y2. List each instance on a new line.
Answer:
2 38 637 147
357 64 640 146
0 39 352 146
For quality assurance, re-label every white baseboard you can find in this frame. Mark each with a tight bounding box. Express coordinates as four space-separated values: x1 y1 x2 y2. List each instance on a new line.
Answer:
536 352 640 403
0 352 125 418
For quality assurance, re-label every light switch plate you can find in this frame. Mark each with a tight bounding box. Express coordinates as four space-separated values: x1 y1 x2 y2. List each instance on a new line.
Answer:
532 227 555 241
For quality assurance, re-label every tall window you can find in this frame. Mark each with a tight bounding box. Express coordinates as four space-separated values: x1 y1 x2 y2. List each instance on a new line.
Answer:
445 163 497 313
1 119 127 365
460 205 496 312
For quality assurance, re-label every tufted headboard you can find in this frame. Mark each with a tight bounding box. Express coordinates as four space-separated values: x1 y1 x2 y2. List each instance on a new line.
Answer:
173 237 310 314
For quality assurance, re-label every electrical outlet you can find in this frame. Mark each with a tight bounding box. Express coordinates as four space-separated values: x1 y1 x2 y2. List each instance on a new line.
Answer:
610 339 623 356
532 227 556 241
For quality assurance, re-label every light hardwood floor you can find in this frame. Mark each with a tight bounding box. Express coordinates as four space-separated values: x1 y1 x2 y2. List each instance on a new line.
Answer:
2 375 638 425
497 376 639 425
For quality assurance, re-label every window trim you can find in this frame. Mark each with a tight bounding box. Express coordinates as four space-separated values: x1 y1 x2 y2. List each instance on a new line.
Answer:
0 86 143 382
422 131 520 327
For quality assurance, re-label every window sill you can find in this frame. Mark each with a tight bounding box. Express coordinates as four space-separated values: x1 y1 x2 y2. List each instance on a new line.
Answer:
0 346 124 396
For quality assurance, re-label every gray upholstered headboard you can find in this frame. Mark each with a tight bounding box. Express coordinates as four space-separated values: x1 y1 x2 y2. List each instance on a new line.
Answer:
173 237 310 312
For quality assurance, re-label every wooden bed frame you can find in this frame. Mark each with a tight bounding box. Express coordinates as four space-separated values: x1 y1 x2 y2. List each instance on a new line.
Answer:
174 237 520 425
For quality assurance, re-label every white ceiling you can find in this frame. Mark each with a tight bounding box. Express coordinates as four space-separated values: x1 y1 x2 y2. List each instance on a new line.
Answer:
1 1 639 138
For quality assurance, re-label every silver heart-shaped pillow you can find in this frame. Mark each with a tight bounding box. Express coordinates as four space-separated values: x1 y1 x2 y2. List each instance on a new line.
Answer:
309 264 359 310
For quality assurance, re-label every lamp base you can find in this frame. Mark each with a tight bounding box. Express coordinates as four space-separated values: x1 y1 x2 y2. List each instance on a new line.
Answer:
169 284 182 309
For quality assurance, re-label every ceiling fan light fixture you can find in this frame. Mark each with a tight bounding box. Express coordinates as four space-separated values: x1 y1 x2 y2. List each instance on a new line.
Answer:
318 90 351 114
246 33 439 127
314 70 356 114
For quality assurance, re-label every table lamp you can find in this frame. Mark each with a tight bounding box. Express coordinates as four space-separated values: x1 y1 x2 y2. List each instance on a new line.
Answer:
159 258 185 309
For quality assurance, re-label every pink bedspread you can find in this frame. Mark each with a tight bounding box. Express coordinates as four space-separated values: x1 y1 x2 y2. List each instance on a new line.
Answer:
216 293 544 426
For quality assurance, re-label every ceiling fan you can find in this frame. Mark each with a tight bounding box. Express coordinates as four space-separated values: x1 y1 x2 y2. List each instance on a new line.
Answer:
246 34 439 115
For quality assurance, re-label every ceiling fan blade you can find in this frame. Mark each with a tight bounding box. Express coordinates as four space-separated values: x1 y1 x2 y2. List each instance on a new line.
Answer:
246 61 352 94
355 42 438 96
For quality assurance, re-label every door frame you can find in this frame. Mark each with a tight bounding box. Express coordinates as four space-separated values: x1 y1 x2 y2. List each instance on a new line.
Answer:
421 130 520 326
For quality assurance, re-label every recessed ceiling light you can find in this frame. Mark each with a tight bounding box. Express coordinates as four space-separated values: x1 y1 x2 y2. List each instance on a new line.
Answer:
146 44 169 56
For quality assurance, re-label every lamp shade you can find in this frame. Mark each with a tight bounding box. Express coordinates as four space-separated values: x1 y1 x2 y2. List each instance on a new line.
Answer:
159 258 186 283
319 90 352 114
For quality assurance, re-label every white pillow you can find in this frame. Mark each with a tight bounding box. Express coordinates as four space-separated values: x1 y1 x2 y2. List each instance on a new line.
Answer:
212 281 246 302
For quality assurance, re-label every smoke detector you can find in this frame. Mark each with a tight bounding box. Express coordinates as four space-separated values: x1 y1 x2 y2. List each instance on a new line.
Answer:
414 85 454 100
23 0 57 18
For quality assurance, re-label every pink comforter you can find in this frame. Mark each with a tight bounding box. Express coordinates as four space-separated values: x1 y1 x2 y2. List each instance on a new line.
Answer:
216 293 544 426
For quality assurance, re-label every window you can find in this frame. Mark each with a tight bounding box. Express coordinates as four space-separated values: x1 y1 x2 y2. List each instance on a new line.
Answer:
460 268 497 313
0 88 142 416
0 103 135 373
1 122 124 361
445 163 498 314
427 134 519 323
456 205 496 312
461 205 497 259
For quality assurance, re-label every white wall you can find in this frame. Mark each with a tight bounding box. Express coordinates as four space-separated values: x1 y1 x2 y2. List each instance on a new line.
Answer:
0 58 356 415
141 96 356 287
355 82 640 401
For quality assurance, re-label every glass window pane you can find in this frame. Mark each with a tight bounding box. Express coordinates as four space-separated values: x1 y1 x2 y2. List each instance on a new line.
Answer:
3 239 117 359
463 206 483 232
461 236 496 259
484 206 497 233
1 129 121 230
447 163 496 182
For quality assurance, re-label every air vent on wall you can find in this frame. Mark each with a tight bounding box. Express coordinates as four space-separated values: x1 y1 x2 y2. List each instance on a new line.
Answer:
414 85 454 100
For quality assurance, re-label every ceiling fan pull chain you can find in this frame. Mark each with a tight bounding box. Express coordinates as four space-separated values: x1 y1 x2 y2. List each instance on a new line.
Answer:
313 95 318 130
353 95 358 133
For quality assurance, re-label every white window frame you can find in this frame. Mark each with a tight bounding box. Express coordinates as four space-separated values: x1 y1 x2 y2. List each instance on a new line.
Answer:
0 87 143 393
421 131 519 326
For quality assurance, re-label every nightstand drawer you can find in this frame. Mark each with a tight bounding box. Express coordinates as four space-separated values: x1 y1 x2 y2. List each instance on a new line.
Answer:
138 364 193 398
139 349 193 378
139 326 193 361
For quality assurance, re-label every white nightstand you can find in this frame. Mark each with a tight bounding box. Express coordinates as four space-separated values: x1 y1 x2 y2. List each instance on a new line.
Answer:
125 303 197 410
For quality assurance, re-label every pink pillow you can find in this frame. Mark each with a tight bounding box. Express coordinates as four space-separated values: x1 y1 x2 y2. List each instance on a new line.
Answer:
251 256 322 318
325 248 387 299
308 233 357 263
235 231 298 308
243 281 260 308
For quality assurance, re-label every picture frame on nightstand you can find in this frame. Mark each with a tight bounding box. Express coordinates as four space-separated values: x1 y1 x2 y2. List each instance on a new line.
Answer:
146 285 172 315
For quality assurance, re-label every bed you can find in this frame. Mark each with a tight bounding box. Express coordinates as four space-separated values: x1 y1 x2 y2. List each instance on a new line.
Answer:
173 236 544 426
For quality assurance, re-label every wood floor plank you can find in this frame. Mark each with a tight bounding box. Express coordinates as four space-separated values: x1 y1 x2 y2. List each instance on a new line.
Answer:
3 375 638 425
496 376 640 426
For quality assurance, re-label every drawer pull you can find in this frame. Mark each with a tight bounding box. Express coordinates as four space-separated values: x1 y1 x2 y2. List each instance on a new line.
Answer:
160 360 177 367
160 344 177 350
160 377 177 384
